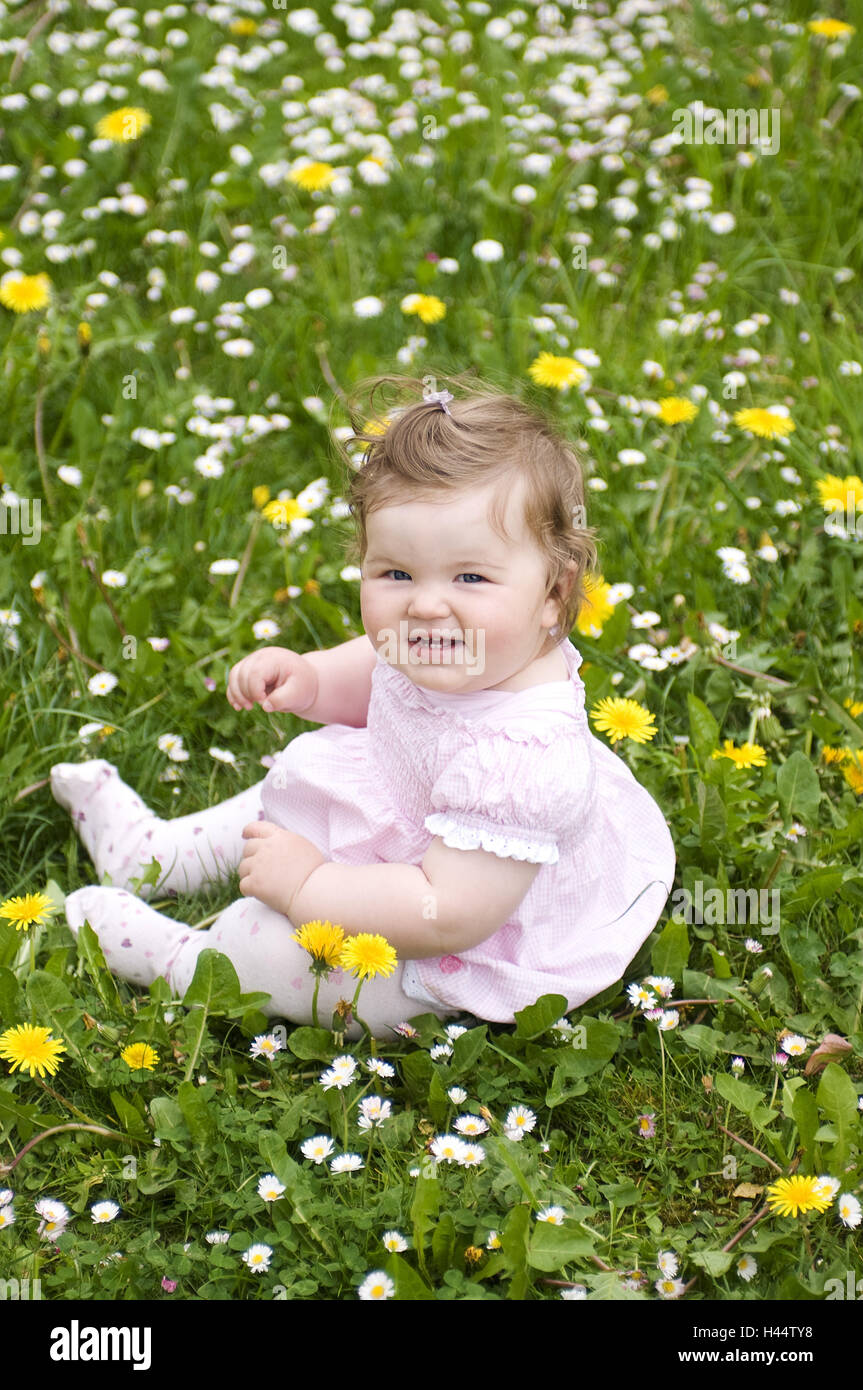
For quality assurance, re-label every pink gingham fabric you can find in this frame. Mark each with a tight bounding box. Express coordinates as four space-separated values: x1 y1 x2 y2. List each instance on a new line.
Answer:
260 638 676 1023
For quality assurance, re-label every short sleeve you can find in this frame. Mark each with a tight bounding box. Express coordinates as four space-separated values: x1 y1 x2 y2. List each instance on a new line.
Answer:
424 726 595 864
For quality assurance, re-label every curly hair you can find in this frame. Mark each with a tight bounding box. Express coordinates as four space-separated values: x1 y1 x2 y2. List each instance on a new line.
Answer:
330 371 598 641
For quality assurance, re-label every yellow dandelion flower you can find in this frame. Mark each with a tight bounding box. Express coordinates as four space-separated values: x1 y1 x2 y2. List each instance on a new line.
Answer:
815 474 863 515
733 408 796 440
77 322 92 353
575 574 615 637
252 485 271 509
0 891 57 932
645 84 668 104
400 293 446 324
844 698 863 718
288 161 336 192
464 1246 485 1265
0 272 52 314
121 1042 159 1071
657 397 699 425
95 107 152 142
339 933 398 980
807 19 855 38
527 352 587 391
842 750 863 795
765 1174 834 1218
362 416 390 436
293 919 346 970
821 745 852 765
261 498 309 528
0 1024 67 1079
710 739 768 769
303 578 320 595
229 17 258 35
589 696 657 746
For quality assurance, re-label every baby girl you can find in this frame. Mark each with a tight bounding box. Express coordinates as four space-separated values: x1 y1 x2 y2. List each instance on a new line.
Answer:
53 377 676 1035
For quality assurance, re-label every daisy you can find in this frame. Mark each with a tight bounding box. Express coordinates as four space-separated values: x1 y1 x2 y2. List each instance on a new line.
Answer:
366 1058 395 1079
257 1174 286 1202
91 1201 120 1223
358 1271 395 1300
486 1231 502 1250
731 1057 745 1074
88 672 118 695
448 1086 468 1103
36 1198 70 1238
430 1135 465 1163
838 1193 862 1229
737 1254 758 1281
120 1042 159 1071
782 1034 808 1056
0 1190 13 1207
242 1243 273 1273
527 352 587 390
445 1024 468 1040
0 1024 67 1079
627 983 657 1010
590 697 657 746
353 295 384 318
358 1096 392 1129
0 891 56 932
0 1206 15 1229
637 1112 656 1138
560 1285 587 1299
454 1115 490 1136
745 938 763 953
658 1010 679 1031
430 1043 453 1061
456 1143 486 1167
536 1206 567 1225
813 1175 840 1201
655 1277 686 1299
644 976 675 998
657 1250 679 1276
339 933 397 980
503 1105 537 1139
205 1231 230 1244
472 238 505 262
382 1231 408 1252
765 1175 834 1217
249 1033 284 1060
330 1154 364 1173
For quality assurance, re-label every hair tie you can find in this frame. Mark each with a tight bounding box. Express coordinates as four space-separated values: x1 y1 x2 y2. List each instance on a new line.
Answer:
422 385 454 416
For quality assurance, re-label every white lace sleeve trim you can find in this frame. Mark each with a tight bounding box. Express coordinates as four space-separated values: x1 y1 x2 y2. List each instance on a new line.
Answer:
425 812 559 864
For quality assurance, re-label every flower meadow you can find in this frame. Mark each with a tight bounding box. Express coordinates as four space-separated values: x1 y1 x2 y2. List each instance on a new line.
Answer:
1 0 862 1305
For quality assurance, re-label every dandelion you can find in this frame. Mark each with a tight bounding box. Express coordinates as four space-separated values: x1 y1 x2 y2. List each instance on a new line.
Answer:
575 574 616 637
590 697 657 746
765 1175 834 1217
657 397 698 425
400 293 446 324
121 1042 159 1071
637 1112 656 1138
711 740 767 769
808 19 855 38
737 1254 758 1281
250 1033 284 1060
464 1245 485 1265
0 271 52 313
288 160 336 192
838 1193 862 1229
503 1105 537 1139
843 751 863 795
242 1243 273 1273
330 1154 364 1173
95 107 152 142
262 498 309 528
340 933 397 980
815 474 863 517
358 1271 395 1300
733 407 796 440
300 1135 335 1164
382 1231 408 1252
527 352 587 390
0 891 56 932
91 1201 120 1223
257 1174 286 1202
293 919 345 970
0 1024 67 1079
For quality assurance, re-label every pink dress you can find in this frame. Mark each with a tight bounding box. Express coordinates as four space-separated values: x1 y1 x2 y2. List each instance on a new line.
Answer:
260 637 676 1023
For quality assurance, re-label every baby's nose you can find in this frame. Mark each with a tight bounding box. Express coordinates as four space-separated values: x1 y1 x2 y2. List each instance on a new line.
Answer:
406 586 452 617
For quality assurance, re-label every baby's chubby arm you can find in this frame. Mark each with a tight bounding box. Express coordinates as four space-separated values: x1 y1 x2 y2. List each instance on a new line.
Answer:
286 838 541 959
227 634 377 728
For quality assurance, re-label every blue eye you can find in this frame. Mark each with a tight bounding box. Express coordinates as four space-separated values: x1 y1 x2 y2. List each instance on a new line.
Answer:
384 570 412 581
457 574 486 583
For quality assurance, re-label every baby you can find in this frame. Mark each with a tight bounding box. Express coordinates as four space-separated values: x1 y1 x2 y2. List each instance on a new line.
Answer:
53 377 676 1035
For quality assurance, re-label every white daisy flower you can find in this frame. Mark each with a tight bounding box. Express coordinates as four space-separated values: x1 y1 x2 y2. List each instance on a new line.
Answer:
91 1201 120 1223
536 1206 566 1225
382 1231 408 1252
430 1135 466 1163
87 672 118 696
782 1034 808 1056
504 1105 537 1138
209 558 240 576
838 1193 862 1229
58 464 83 487
658 1010 679 1031
300 1135 335 1164
472 238 505 262
731 1057 745 1074
101 570 127 588
737 1254 758 1281
221 338 255 358
561 1285 587 1299
358 1271 395 1300
657 1250 679 1276
744 938 763 954
447 1086 468 1104
445 1024 468 1040
627 983 657 1010
249 1033 284 1059
486 1231 501 1250
357 1096 392 1129
429 1043 452 1060
257 1174 286 1202
813 1175 840 1201
353 295 384 317
454 1115 490 1136
366 1058 395 1078
205 1231 230 1244
242 1243 273 1273
209 747 237 764
456 1143 485 1167
0 1190 13 1208
0 1206 16 1228
655 1277 685 1299
330 1154 364 1173
644 976 675 998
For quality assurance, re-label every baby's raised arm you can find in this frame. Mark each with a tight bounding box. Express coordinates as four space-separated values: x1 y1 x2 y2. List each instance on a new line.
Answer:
287 838 540 959
228 634 378 727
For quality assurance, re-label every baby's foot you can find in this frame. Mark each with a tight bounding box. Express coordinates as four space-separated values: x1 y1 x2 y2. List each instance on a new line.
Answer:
64 885 197 988
51 760 161 894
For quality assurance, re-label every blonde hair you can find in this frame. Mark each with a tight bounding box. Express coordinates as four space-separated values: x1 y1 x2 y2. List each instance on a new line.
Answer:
332 371 598 642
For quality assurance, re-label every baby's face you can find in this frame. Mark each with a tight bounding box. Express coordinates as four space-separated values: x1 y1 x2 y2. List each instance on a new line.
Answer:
360 476 561 694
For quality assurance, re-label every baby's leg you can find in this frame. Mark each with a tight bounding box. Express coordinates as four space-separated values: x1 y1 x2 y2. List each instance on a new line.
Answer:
51 759 266 900
64 886 459 1037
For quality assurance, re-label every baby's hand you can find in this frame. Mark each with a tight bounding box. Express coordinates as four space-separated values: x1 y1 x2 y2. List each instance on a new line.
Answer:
227 647 318 715
238 821 326 919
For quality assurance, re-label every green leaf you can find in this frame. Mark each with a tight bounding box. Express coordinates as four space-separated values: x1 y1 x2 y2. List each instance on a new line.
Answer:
488 1136 536 1204
598 1181 642 1208
286 1026 335 1061
450 1025 487 1075
181 949 242 1013
501 1203 530 1300
76 919 122 1011
697 780 726 852
110 1090 149 1141
776 751 821 822
687 693 719 757
816 1062 858 1173
527 1221 595 1271
431 1211 456 1276
176 1080 217 1146
410 1173 440 1271
680 1024 721 1055
651 917 690 980
400 1049 434 1101
689 1249 735 1278
386 1252 434 1301
25 970 84 1062
714 1073 775 1128
149 1097 190 1144
513 994 568 1040
0 966 24 1025
792 1087 819 1163
427 1068 449 1130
